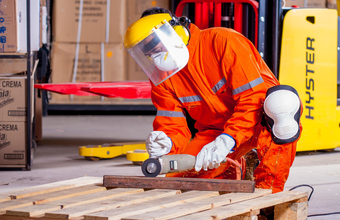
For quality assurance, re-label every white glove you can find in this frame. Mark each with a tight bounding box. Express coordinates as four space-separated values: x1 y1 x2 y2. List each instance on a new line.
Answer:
146 131 172 158
195 134 235 172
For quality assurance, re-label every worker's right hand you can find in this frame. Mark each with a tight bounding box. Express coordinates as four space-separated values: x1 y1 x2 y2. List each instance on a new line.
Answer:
146 131 172 158
195 134 235 172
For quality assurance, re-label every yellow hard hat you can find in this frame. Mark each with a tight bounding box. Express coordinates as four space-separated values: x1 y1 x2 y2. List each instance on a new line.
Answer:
124 13 190 49
124 13 190 86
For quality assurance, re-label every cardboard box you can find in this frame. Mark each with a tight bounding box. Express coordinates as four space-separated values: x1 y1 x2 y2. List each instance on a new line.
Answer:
126 0 169 80
0 73 34 122
52 0 126 43
126 0 170 26
0 0 40 53
0 121 27 166
51 42 126 101
0 59 27 74
127 55 149 81
307 0 326 7
284 0 306 7
327 0 337 8
284 0 327 7
0 0 17 53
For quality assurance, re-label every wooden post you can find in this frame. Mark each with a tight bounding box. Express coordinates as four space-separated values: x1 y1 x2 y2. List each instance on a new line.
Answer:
274 197 308 220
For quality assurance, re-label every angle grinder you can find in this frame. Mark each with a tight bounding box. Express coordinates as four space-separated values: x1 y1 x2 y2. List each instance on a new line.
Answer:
141 154 196 177
141 154 238 177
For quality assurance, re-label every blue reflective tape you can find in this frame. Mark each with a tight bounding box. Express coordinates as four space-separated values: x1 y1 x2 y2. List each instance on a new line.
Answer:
178 95 202 103
232 77 264 95
157 110 186 118
221 133 236 151
212 77 227 93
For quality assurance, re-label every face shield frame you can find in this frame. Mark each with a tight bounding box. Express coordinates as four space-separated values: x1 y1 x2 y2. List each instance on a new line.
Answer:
126 20 189 86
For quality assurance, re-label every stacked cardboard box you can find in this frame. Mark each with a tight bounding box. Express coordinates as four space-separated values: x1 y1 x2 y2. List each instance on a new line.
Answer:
0 0 41 53
126 0 170 81
0 73 34 166
50 0 170 102
51 0 127 101
307 0 327 7
51 42 125 101
0 0 46 74
327 0 337 9
285 0 327 7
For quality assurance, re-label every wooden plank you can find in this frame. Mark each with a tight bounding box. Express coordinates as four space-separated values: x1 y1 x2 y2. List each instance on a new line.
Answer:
0 215 83 220
6 188 144 217
222 189 272 203
83 190 220 220
121 189 271 220
0 197 11 203
226 215 257 220
274 201 308 220
0 184 105 215
0 177 102 202
44 189 180 219
103 176 255 193
227 210 260 220
172 191 308 220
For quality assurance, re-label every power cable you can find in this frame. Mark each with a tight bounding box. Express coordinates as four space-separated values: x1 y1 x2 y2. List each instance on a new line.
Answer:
289 184 314 201
308 212 340 217
226 158 243 180
289 184 340 218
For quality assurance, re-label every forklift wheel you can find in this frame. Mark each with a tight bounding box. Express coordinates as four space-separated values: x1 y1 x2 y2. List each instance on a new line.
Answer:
85 157 101 161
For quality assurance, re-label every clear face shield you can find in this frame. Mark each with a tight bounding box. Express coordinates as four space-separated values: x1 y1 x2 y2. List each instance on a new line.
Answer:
127 21 189 86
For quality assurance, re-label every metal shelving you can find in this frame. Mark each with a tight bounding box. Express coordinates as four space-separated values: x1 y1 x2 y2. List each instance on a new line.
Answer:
0 0 34 170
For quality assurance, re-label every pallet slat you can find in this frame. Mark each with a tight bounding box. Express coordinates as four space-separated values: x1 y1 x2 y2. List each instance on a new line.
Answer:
6 188 144 217
44 189 180 219
120 189 271 220
103 175 255 193
0 185 104 215
172 191 308 220
0 177 102 203
83 190 221 220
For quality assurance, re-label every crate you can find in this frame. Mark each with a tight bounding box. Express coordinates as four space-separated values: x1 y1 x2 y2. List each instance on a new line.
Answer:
0 176 308 220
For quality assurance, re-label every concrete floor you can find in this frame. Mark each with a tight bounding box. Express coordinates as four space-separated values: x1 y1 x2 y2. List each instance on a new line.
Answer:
0 115 339 219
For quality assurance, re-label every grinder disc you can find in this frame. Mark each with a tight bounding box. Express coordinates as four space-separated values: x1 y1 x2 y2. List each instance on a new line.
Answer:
141 158 161 177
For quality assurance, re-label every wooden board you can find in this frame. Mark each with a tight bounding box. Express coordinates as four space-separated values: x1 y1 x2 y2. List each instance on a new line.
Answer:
103 175 255 193
0 177 308 220
0 177 102 202
5 188 144 217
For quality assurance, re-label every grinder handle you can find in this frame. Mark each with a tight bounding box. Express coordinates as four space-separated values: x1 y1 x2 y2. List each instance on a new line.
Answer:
160 154 196 174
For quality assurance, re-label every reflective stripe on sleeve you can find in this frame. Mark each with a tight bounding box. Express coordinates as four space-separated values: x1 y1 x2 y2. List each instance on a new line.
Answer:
212 77 227 93
232 77 264 95
178 95 202 103
157 110 186 118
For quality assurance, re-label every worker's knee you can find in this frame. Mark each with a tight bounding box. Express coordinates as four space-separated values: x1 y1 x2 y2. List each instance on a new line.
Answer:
263 85 301 145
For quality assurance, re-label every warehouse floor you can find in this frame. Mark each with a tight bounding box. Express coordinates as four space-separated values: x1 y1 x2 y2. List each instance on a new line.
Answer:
0 115 339 219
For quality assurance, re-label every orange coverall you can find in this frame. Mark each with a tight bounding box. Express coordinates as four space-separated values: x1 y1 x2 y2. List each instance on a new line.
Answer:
151 24 301 193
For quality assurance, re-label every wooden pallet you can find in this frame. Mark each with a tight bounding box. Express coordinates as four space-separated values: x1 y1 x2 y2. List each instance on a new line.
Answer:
0 176 308 220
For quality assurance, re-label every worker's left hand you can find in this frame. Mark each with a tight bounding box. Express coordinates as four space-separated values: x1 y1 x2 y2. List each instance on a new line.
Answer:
146 131 172 158
195 134 235 172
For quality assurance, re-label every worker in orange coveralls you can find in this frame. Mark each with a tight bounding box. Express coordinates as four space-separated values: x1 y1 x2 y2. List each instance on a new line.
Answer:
124 7 302 194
